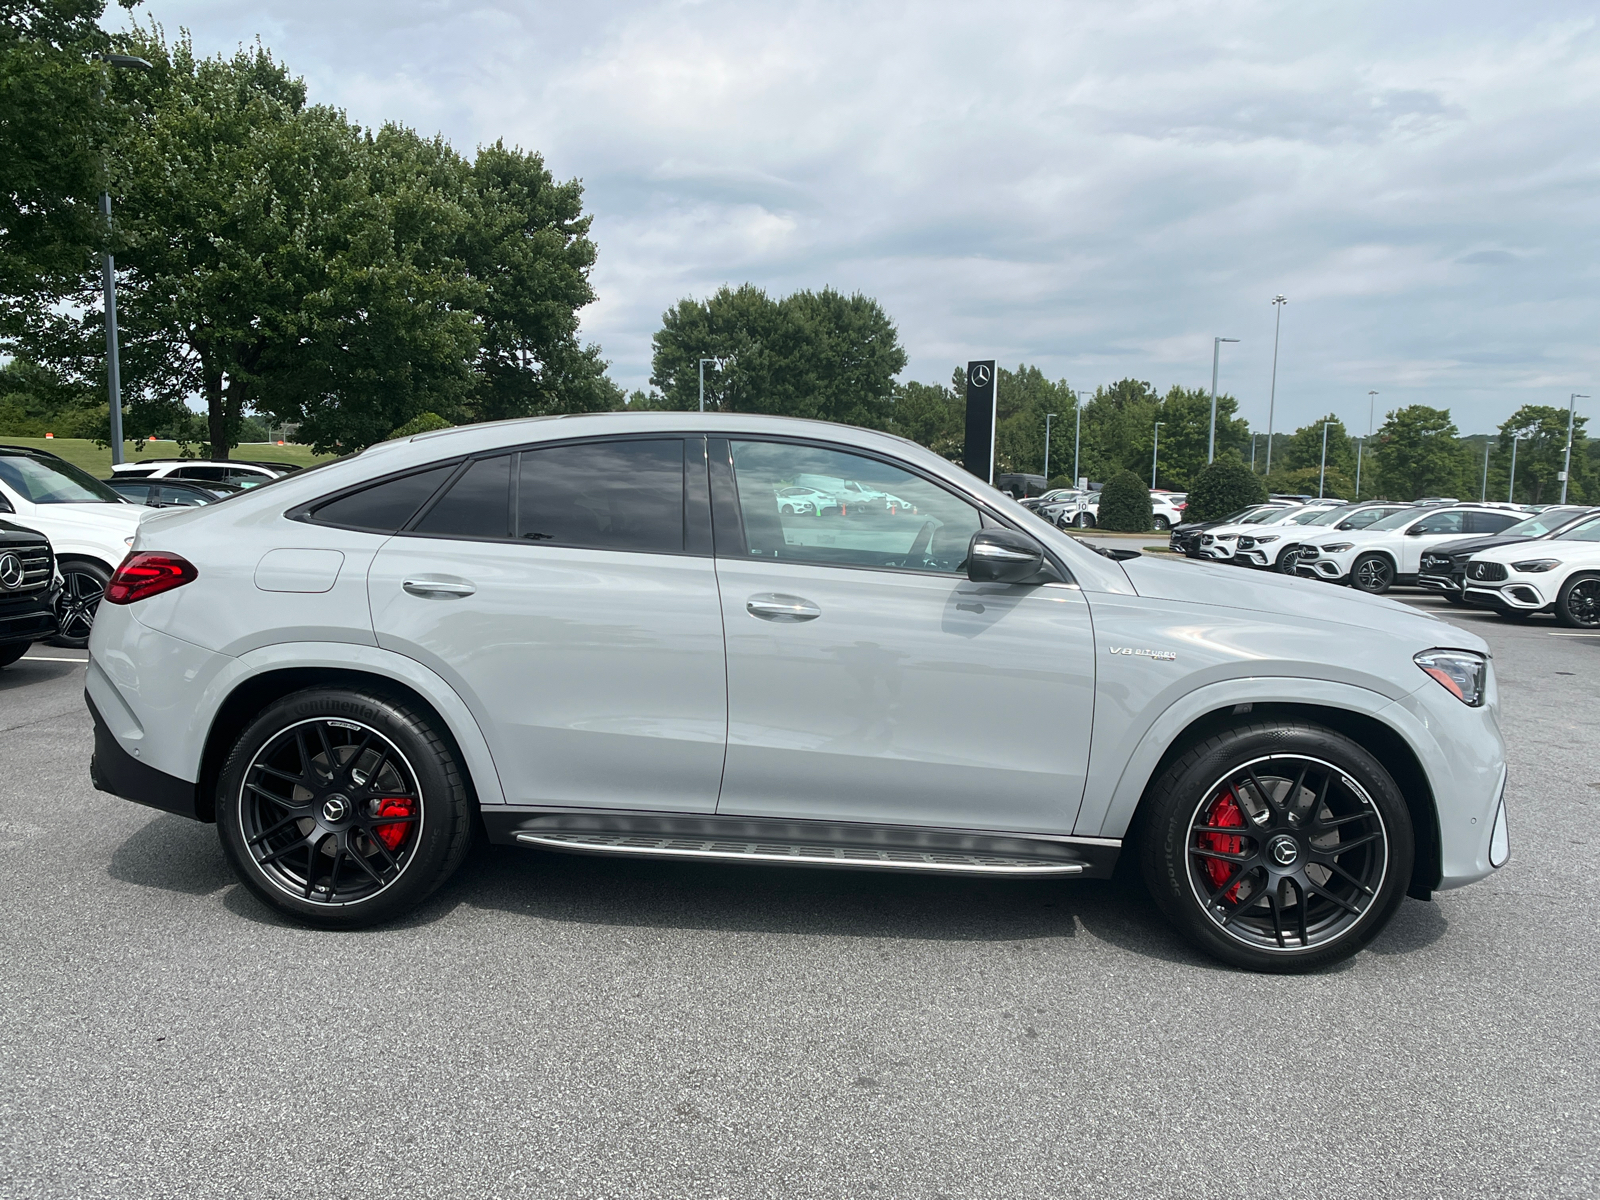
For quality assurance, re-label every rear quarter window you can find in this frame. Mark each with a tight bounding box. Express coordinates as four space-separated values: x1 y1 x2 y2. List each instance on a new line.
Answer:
307 463 459 533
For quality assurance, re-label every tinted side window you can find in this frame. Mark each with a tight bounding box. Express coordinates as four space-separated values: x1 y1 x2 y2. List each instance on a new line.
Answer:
516 439 685 553
116 483 152 502
728 440 980 574
1467 511 1519 534
1413 511 1465 535
173 466 228 481
310 463 458 533
1339 509 1390 530
415 455 513 538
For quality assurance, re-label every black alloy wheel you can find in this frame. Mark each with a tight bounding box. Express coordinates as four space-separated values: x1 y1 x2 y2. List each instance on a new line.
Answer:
1153 515 1170 531
52 560 110 649
1350 553 1395 594
216 687 474 927
1139 722 1412 972
1556 573 1600 628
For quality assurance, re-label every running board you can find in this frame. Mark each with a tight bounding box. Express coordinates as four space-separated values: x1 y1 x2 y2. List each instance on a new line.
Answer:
516 831 1085 875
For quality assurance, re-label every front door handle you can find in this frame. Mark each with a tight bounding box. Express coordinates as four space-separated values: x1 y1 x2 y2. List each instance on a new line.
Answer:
746 593 821 622
404 577 476 598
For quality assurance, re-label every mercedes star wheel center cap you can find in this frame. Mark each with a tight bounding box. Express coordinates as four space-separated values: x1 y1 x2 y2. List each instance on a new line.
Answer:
1269 834 1300 867
321 795 350 823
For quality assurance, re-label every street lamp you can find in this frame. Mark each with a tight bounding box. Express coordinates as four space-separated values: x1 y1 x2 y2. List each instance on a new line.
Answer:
93 52 154 466
1318 421 1335 498
1355 389 1377 500
1073 400 1082 487
1480 439 1492 502
1508 432 1521 502
1265 295 1286 474
1043 412 1056 481
1208 337 1239 463
697 357 719 413
1152 421 1164 489
1561 393 1588 504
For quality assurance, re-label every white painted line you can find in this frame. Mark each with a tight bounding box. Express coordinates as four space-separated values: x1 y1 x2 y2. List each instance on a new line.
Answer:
1548 632 1600 638
20 655 88 663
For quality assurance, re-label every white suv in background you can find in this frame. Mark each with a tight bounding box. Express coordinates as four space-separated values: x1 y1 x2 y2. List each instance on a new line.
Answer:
1462 510 1600 626
0 446 143 647
1200 500 1346 562
1236 502 1414 571
112 459 300 489
1296 505 1525 594
1149 492 1186 531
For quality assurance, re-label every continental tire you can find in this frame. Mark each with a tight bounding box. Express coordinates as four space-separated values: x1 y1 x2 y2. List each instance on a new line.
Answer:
216 686 474 928
1138 721 1413 973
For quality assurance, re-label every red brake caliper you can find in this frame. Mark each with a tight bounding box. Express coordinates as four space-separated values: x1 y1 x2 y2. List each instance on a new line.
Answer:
1200 790 1246 900
374 798 414 851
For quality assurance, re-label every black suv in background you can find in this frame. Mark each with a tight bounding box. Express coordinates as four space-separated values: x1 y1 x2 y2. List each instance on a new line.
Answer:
1416 505 1597 604
0 519 57 668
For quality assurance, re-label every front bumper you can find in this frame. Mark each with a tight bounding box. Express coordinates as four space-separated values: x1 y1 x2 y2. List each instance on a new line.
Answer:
1296 553 1354 582
1464 581 1551 611
0 597 57 646
1415 572 1462 595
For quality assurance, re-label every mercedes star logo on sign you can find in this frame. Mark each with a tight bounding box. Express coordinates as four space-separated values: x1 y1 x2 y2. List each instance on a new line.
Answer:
968 363 991 388
0 552 23 592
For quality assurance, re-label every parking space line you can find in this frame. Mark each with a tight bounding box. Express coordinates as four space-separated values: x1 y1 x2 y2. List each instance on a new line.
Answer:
20 655 88 663
1548 632 1600 638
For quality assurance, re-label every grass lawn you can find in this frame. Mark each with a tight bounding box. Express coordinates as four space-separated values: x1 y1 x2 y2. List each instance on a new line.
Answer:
0 437 332 478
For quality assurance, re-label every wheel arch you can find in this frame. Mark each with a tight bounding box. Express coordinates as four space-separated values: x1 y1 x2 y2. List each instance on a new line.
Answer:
1117 701 1441 899
195 662 501 823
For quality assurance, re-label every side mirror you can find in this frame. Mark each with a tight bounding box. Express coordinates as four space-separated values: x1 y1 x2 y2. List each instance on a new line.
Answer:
967 529 1045 584
1405 525 1426 536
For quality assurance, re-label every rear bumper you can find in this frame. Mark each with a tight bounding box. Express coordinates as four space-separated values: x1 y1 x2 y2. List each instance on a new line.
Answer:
86 691 203 821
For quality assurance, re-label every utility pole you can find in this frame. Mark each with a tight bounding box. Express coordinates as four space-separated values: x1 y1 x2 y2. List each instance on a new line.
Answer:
1355 389 1377 500
1265 295 1286 474
1152 421 1164 489
1318 421 1334 498
1044 412 1056 481
1561 393 1588 504
1209 337 1239 463
93 52 154 466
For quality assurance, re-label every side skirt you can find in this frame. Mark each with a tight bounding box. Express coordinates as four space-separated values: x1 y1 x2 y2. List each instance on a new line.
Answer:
482 809 1119 879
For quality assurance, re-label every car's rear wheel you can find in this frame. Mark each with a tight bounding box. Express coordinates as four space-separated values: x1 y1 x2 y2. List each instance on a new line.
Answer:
1074 512 1096 528
52 559 110 649
1555 572 1600 628
1138 721 1412 973
1350 553 1395 594
1152 515 1170 531
216 686 474 927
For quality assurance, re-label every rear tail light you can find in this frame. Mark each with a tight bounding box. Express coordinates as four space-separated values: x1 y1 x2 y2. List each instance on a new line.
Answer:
105 552 199 605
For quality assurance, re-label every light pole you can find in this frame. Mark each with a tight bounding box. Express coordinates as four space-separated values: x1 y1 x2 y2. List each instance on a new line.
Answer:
1152 421 1164 489
1355 389 1377 500
93 52 154 466
1318 421 1334 498
1480 440 1491 502
1265 295 1286 474
696 358 720 412
1073 400 1082 487
1208 337 1239 462
1508 433 1520 502
1250 433 1257 471
1561 393 1588 504
1043 412 1056 481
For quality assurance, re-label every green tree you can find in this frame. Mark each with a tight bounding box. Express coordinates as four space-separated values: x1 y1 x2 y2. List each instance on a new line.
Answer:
0 356 96 435
649 284 906 429
388 410 452 439
1278 414 1355 478
988 364 1078 477
1490 405 1589 505
889 379 962 460
1097 469 1153 532
1185 456 1267 522
1372 405 1471 500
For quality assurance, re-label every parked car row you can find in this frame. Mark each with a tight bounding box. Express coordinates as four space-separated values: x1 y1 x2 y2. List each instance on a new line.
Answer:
1168 488 1600 628
1024 488 1189 531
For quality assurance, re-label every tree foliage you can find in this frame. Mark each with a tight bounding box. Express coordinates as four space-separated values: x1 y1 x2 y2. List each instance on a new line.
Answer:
388 410 452 439
1185 456 1267 522
1097 469 1153 532
1371 405 1470 500
647 284 906 429
1488 404 1589 505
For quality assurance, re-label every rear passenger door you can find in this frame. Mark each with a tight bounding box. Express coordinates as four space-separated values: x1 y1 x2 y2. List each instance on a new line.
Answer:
365 436 727 814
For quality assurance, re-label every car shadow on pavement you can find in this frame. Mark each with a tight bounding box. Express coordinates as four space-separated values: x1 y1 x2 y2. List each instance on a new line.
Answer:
110 815 1441 971
0 658 84 692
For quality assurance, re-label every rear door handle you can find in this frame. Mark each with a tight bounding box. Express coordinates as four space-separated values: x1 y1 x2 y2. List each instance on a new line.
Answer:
746 593 821 622
403 577 476 598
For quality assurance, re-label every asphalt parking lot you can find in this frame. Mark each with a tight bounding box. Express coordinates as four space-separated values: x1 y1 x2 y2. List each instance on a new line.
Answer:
2 591 1596 1199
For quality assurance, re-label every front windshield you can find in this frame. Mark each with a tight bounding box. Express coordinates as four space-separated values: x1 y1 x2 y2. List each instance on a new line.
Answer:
1553 514 1600 542
1363 508 1424 532
0 453 123 504
1504 507 1585 537
1239 506 1287 524
1306 506 1366 526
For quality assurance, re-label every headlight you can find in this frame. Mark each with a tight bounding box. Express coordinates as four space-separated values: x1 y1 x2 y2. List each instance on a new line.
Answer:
1323 542 1353 553
1510 558 1559 573
1414 649 1488 707
1254 535 1279 544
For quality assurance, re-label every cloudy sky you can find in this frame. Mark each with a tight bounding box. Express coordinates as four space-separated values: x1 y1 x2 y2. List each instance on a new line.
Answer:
117 1 1600 436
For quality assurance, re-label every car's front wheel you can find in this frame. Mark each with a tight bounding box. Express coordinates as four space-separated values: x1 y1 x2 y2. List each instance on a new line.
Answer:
1152 515 1170 531
1555 572 1600 628
1350 553 1395 594
216 686 475 927
1138 721 1413 973
52 559 111 649
1276 548 1302 574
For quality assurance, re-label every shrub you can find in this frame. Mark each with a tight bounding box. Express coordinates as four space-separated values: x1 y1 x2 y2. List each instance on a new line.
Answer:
1096 470 1153 532
1185 456 1268 522
389 411 453 439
